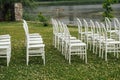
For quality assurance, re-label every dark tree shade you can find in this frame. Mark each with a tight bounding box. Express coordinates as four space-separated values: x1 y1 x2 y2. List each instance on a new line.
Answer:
0 0 36 21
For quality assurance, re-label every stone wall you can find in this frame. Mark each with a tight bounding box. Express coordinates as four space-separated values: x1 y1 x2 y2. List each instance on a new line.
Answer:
14 3 23 21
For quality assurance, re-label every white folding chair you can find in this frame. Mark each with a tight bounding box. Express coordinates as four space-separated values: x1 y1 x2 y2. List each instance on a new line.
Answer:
113 18 120 40
100 23 120 61
51 19 63 50
23 20 45 65
83 19 93 49
61 23 81 57
51 18 58 48
88 20 100 53
105 17 117 39
64 24 87 64
0 34 11 66
95 22 115 58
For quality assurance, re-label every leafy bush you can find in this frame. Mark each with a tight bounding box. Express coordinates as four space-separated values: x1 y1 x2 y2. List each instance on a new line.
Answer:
38 12 48 26
102 0 118 20
23 12 37 21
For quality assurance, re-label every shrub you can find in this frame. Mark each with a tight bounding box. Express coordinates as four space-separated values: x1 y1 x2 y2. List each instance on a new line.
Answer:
102 0 118 20
38 12 48 26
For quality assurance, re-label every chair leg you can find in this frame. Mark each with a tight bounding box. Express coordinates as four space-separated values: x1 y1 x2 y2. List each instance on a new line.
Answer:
102 46 104 59
85 54 87 64
117 44 119 58
69 55 71 64
43 53 45 65
89 41 91 51
93 44 95 54
85 46 87 64
114 45 116 56
26 56 29 65
69 50 71 64
80 54 82 59
7 49 10 66
99 43 101 57
7 57 9 66
55 36 57 48
26 49 29 65
65 44 68 60
62 42 65 55
105 50 107 61
82 54 84 60
53 35 55 46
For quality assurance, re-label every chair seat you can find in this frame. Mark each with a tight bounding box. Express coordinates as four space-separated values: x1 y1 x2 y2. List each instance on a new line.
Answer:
79 31 92 35
29 35 41 38
115 31 120 35
70 39 82 43
107 30 118 33
0 34 10 37
69 42 86 47
0 39 10 42
66 39 82 44
29 38 43 41
105 41 120 44
0 35 10 39
61 36 76 40
0 45 10 49
29 49 45 54
29 40 43 44
29 44 45 48
100 39 115 43
89 34 100 38
0 42 10 45
29 33 40 36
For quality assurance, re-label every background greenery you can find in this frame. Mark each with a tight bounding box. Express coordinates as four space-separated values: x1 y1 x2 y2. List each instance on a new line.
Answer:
35 0 120 5
0 22 120 80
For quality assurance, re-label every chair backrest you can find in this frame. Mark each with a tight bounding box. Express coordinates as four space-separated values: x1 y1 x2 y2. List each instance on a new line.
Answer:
113 18 120 31
113 18 120 40
58 21 64 34
23 20 29 33
101 23 107 42
76 18 82 34
95 21 104 39
62 23 71 43
89 20 95 34
51 18 56 34
22 20 30 41
105 17 112 31
83 19 89 34
95 21 100 34
54 19 60 34
51 18 60 35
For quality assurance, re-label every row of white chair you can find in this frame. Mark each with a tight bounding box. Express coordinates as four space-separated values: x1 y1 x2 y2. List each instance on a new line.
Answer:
51 18 87 64
0 20 45 66
77 17 120 61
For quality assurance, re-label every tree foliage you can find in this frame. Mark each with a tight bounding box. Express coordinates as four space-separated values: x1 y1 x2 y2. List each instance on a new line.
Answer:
0 0 36 21
38 12 48 26
102 0 118 19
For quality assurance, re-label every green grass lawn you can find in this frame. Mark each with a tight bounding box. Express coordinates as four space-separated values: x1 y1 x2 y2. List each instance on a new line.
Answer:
0 22 120 80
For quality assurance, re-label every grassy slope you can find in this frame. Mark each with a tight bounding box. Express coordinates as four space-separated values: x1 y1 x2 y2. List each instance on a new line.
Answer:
0 22 120 80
